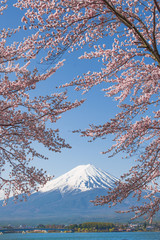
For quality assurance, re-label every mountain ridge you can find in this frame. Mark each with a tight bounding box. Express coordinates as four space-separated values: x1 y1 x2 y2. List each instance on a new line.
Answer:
39 164 118 194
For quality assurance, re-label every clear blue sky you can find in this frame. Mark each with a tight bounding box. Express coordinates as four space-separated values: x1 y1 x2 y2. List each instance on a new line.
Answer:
32 49 135 179
3 2 135 179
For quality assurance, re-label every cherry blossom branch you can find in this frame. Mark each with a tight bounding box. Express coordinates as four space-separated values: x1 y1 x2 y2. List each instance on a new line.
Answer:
153 0 160 13
102 0 160 65
152 5 159 55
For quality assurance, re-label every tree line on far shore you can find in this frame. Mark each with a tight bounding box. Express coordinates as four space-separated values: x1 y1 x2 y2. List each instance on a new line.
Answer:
64 222 160 232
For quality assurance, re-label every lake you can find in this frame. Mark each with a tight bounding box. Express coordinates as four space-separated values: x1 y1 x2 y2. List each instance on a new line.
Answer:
0 232 159 240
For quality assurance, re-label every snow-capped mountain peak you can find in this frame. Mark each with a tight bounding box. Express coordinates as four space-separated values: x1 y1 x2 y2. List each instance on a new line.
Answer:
39 164 118 194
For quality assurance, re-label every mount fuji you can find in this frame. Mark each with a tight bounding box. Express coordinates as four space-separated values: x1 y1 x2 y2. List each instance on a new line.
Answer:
0 164 135 225
39 164 118 194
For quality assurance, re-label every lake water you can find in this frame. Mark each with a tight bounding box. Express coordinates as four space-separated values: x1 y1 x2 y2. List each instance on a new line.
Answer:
0 232 159 240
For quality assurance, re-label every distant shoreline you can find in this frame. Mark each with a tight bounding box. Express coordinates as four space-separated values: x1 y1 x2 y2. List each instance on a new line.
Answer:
1 221 160 234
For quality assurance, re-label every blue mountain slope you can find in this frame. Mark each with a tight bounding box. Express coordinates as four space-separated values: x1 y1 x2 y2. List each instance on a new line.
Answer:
0 164 157 225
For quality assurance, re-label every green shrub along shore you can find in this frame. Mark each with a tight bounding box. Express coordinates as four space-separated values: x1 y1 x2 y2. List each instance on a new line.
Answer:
66 222 115 232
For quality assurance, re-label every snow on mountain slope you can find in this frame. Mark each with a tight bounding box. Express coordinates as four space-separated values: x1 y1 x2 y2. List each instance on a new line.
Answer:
39 164 118 194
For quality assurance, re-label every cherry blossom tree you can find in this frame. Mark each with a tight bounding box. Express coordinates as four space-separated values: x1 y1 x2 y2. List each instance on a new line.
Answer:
0 0 84 203
9 0 160 220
